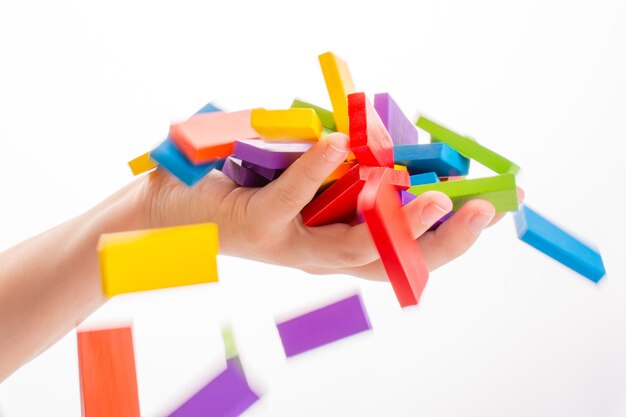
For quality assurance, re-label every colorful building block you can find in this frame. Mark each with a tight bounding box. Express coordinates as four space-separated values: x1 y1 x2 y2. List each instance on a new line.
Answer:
150 139 225 186
290 98 337 131
195 102 222 114
358 168 430 307
221 157 271 188
409 172 440 186
128 152 158 176
77 326 140 417
320 161 358 189
514 205 606 282
98 223 219 296
234 139 312 170
251 108 322 141
277 294 371 357
241 161 284 181
394 143 470 177
318 52 356 135
348 92 394 168
374 93 419 145
222 325 245 377
394 164 408 172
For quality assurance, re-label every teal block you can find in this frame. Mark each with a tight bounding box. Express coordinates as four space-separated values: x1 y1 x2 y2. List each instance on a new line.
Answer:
394 143 470 176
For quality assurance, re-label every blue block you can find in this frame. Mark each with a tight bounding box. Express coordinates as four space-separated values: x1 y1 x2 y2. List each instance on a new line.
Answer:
394 143 470 176
409 172 440 186
150 139 225 186
514 205 606 282
195 102 222 115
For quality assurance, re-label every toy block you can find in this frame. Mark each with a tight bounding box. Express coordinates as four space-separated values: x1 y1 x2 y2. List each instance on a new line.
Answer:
318 52 356 135
348 92 395 168
291 98 337 131
358 168 430 307
440 176 465 182
302 164 410 227
410 172 440 186
321 161 358 189
374 93 419 145
416 116 520 175
394 164 408 172
251 108 323 141
240 161 284 180
514 205 606 282
195 101 222 114
77 326 140 417
98 223 219 296
222 325 245 377
128 152 158 176
169 110 259 165
394 143 470 176
234 139 312 169
430 211 454 231
221 157 271 188
408 173 518 213
277 294 371 357
150 139 225 186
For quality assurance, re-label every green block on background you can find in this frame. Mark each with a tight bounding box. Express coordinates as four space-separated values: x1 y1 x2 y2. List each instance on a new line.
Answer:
222 325 238 359
408 173 519 212
417 116 520 175
291 98 337 132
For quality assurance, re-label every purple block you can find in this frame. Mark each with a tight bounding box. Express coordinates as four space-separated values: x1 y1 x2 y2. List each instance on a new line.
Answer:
222 157 270 187
430 210 454 231
400 190 417 206
374 93 419 146
241 161 284 181
277 294 371 357
234 139 312 170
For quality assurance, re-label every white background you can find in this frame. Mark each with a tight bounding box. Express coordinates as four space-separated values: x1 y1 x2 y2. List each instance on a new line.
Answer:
1 0 625 416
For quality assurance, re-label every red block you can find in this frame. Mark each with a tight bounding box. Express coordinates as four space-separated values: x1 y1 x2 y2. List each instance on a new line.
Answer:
348 92 394 168
302 164 409 227
358 168 429 307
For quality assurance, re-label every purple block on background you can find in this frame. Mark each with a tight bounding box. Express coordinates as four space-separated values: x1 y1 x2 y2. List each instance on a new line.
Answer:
234 140 313 169
277 294 371 357
222 157 270 187
242 161 284 181
374 93 419 146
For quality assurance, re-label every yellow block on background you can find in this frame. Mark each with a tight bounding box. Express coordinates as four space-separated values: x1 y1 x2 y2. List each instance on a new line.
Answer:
128 152 158 176
318 52 356 135
394 164 408 172
251 108 322 141
98 223 219 296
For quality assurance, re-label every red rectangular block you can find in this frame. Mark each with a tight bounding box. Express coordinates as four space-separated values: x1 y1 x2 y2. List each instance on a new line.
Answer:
348 92 394 168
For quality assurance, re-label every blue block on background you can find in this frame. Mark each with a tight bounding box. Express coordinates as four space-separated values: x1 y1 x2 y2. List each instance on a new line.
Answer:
394 143 470 176
514 205 606 283
196 101 222 114
409 172 440 186
150 139 225 186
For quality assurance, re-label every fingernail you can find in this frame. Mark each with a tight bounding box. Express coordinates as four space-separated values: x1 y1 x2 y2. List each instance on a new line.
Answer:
322 135 349 163
468 211 495 236
420 202 450 225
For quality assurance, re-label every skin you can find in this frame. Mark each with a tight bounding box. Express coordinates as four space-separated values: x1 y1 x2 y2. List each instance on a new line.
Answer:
0 132 522 381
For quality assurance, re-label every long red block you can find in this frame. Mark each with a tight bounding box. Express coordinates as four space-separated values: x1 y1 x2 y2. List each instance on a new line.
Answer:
358 168 429 307
302 164 409 227
77 327 141 417
348 92 394 168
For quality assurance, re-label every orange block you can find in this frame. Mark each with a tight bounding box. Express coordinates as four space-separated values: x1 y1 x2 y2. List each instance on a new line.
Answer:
321 161 358 188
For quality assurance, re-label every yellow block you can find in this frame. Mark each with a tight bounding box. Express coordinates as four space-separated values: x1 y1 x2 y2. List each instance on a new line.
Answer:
251 108 322 141
98 223 219 297
394 164 408 172
318 52 356 135
128 152 158 176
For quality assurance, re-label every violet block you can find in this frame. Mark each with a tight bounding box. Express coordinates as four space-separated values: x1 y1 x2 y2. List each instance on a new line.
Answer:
234 139 312 170
277 293 371 357
374 93 419 146
242 161 284 181
222 157 270 187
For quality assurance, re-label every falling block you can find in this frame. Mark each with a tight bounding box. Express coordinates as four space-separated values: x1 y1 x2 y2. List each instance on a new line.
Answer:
410 172 440 186
77 327 140 417
302 164 410 227
358 168 430 307
234 139 312 169
128 152 158 176
221 157 270 188
514 205 606 282
416 116 520 175
98 223 219 296
348 92 394 168
408 174 518 213
291 98 337 131
251 108 323 142
319 52 356 135
150 139 225 186
394 143 470 176
277 294 371 357
374 93 419 145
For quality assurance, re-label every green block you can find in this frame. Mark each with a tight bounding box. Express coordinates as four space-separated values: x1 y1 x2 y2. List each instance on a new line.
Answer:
291 98 337 132
417 116 520 175
408 174 519 212
222 325 238 359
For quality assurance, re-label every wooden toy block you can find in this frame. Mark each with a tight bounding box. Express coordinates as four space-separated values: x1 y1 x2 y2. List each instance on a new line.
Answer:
277 294 371 357
302 164 410 227
514 205 606 282
399 189 417 206
318 52 356 135
98 223 219 297
77 326 140 417
358 168 430 307
241 161 284 180
374 93 419 145
291 98 337 131
348 92 395 168
128 152 158 176
251 108 323 141
393 143 470 176
410 172 440 186
234 139 312 169
321 161 358 189
169 110 259 165
222 325 245 377
394 164 408 172
195 101 222 114
150 139 225 186
221 157 271 187
407 174 518 213
440 176 465 182
416 116 520 175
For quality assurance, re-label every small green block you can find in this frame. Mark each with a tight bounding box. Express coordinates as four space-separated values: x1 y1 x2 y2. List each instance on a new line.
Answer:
222 325 238 359
291 98 337 132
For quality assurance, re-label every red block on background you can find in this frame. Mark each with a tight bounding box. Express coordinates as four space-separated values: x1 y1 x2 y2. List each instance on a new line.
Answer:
358 168 429 307
348 92 394 168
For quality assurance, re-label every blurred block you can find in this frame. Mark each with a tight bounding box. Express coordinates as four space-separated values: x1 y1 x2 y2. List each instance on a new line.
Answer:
222 157 270 187
408 174 518 213
77 326 140 417
394 143 470 176
394 164 408 172
302 164 409 227
150 139 224 186
128 152 157 176
251 108 322 141
195 102 222 114
291 98 337 131
99 223 219 296
222 325 245 377
319 51 356 134
374 93 419 145
277 294 371 357
234 139 312 169
348 92 394 168
399 189 417 206
241 161 284 180
440 176 465 182
170 110 259 165
409 172 440 186
514 205 606 282
321 161 358 189
358 168 429 307
416 116 520 175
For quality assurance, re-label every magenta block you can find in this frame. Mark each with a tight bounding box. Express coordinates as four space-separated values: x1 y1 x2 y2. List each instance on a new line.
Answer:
222 157 270 187
234 140 312 169
374 93 419 146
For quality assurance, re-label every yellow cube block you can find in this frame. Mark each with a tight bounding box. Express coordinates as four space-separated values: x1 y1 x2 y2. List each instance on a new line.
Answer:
318 52 356 135
128 152 158 176
251 108 322 141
